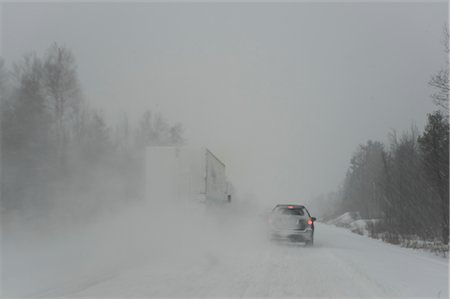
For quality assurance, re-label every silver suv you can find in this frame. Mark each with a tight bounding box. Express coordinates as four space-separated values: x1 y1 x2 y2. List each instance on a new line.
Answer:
268 204 316 246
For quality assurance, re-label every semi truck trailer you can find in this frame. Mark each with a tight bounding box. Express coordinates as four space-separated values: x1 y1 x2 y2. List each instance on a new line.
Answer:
145 146 230 205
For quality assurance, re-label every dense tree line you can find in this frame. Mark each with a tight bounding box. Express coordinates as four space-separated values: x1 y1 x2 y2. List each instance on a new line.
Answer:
316 31 449 245
315 113 448 245
1 43 184 224
336 120 447 244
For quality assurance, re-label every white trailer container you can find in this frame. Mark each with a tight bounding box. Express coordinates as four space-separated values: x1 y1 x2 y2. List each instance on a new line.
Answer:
145 146 228 205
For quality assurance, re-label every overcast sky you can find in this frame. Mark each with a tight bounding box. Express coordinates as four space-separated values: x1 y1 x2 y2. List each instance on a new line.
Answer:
2 2 448 207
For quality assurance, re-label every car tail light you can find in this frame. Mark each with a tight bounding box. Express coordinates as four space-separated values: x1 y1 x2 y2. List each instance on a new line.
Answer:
307 218 313 226
288 205 294 209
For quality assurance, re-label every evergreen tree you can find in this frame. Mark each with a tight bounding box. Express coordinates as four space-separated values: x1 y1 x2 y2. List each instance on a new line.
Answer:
418 111 449 244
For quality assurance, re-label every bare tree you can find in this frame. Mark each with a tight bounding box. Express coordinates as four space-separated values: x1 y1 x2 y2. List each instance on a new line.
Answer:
2 54 54 210
169 123 185 146
429 25 449 114
135 110 185 147
43 43 81 170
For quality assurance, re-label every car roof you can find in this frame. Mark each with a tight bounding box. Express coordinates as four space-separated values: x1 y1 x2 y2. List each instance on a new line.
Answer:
273 204 305 209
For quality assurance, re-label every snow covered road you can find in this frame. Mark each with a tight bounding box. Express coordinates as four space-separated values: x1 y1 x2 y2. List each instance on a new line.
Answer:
68 222 448 298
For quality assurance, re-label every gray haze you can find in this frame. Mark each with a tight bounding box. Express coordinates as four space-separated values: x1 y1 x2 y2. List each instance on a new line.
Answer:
2 2 447 205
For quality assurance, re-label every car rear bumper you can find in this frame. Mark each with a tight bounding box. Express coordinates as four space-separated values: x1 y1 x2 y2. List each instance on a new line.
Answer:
270 228 313 243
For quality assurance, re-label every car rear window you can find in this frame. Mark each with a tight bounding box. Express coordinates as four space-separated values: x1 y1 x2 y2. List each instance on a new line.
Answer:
276 208 305 216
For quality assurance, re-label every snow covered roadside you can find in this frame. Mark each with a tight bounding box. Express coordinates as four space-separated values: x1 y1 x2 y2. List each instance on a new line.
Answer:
326 212 449 257
71 222 449 297
327 212 373 235
2 205 447 298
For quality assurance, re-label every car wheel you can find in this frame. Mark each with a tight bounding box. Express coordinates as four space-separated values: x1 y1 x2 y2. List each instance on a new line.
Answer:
305 233 314 247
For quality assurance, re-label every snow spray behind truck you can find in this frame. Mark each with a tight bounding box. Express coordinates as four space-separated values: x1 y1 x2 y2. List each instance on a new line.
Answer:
145 146 231 206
